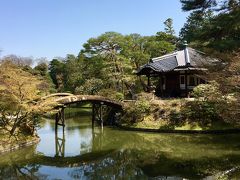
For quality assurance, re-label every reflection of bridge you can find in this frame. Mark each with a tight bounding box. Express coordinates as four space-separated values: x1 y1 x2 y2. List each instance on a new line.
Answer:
0 125 114 168
41 93 123 128
33 149 116 167
50 125 113 167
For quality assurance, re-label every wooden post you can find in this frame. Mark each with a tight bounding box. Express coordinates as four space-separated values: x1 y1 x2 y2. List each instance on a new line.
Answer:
55 125 58 156
185 71 188 97
159 75 163 97
147 75 150 87
100 103 103 129
92 103 95 128
54 125 65 157
55 106 65 128
61 127 65 157
55 112 59 130
62 107 65 128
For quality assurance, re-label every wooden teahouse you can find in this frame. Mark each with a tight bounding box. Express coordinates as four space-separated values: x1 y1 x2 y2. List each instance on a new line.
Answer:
137 43 218 97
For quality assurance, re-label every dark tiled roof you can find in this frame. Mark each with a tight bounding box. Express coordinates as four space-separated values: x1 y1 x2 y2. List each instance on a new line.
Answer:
140 56 178 73
137 47 218 75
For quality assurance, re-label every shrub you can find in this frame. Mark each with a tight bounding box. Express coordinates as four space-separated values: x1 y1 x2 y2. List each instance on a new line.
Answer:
98 89 124 101
122 100 150 124
182 82 224 125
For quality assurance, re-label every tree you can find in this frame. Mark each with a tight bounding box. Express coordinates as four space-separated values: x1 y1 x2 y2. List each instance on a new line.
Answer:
1 55 33 67
155 18 178 51
164 18 175 35
75 78 103 95
180 0 240 124
180 0 217 12
180 0 240 12
80 31 177 97
34 62 48 76
49 58 65 91
81 32 131 93
47 29 178 98
0 61 55 136
64 54 84 92
180 0 240 51
179 10 213 43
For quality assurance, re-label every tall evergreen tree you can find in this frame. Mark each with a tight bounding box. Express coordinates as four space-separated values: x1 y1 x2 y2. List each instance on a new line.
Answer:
180 0 240 51
164 18 175 35
179 10 213 42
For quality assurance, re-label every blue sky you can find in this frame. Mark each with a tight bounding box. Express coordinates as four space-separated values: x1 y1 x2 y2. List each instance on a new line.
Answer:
0 0 189 60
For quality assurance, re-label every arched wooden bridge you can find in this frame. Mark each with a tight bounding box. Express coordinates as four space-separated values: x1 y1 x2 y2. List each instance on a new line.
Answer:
55 95 123 109
41 93 74 100
42 93 123 128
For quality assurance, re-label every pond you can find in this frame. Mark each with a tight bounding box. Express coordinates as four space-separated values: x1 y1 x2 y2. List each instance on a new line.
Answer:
1 107 240 179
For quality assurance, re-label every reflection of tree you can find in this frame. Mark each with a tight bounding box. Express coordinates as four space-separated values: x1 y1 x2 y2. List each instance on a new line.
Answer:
65 147 240 179
68 150 146 179
0 145 46 179
2 117 240 179
67 130 240 179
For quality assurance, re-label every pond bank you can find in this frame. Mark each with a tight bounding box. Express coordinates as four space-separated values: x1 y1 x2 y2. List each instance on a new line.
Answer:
0 135 40 154
121 95 239 133
117 125 240 134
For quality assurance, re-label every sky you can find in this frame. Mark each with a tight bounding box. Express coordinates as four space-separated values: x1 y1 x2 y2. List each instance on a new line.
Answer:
0 0 189 61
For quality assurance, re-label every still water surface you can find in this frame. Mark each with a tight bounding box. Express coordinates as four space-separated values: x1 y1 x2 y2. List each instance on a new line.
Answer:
1 108 240 179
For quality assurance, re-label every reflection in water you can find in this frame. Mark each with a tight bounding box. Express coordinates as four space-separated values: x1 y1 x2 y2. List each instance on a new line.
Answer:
55 126 65 157
1 109 240 179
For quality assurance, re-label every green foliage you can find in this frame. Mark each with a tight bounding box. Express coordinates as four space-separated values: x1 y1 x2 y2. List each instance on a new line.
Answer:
182 82 224 126
179 10 213 43
181 0 240 12
98 89 124 101
180 0 240 51
34 62 48 76
122 99 150 124
135 100 151 114
180 0 217 12
49 58 65 91
191 82 222 100
75 78 103 95
164 18 175 35
115 92 124 101
47 19 177 96
179 0 240 126
183 100 219 126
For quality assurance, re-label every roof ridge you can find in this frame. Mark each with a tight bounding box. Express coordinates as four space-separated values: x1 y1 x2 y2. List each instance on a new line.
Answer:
152 51 178 62
188 47 206 55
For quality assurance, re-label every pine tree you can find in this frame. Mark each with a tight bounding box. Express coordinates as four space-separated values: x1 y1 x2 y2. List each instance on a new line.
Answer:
164 18 175 35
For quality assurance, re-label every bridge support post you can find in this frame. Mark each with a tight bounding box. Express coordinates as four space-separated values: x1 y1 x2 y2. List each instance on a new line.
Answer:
55 125 65 157
92 102 104 128
92 103 95 128
100 102 103 129
55 106 66 128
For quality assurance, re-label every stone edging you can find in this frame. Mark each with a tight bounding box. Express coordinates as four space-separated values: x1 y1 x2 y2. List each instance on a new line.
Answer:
117 125 240 134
